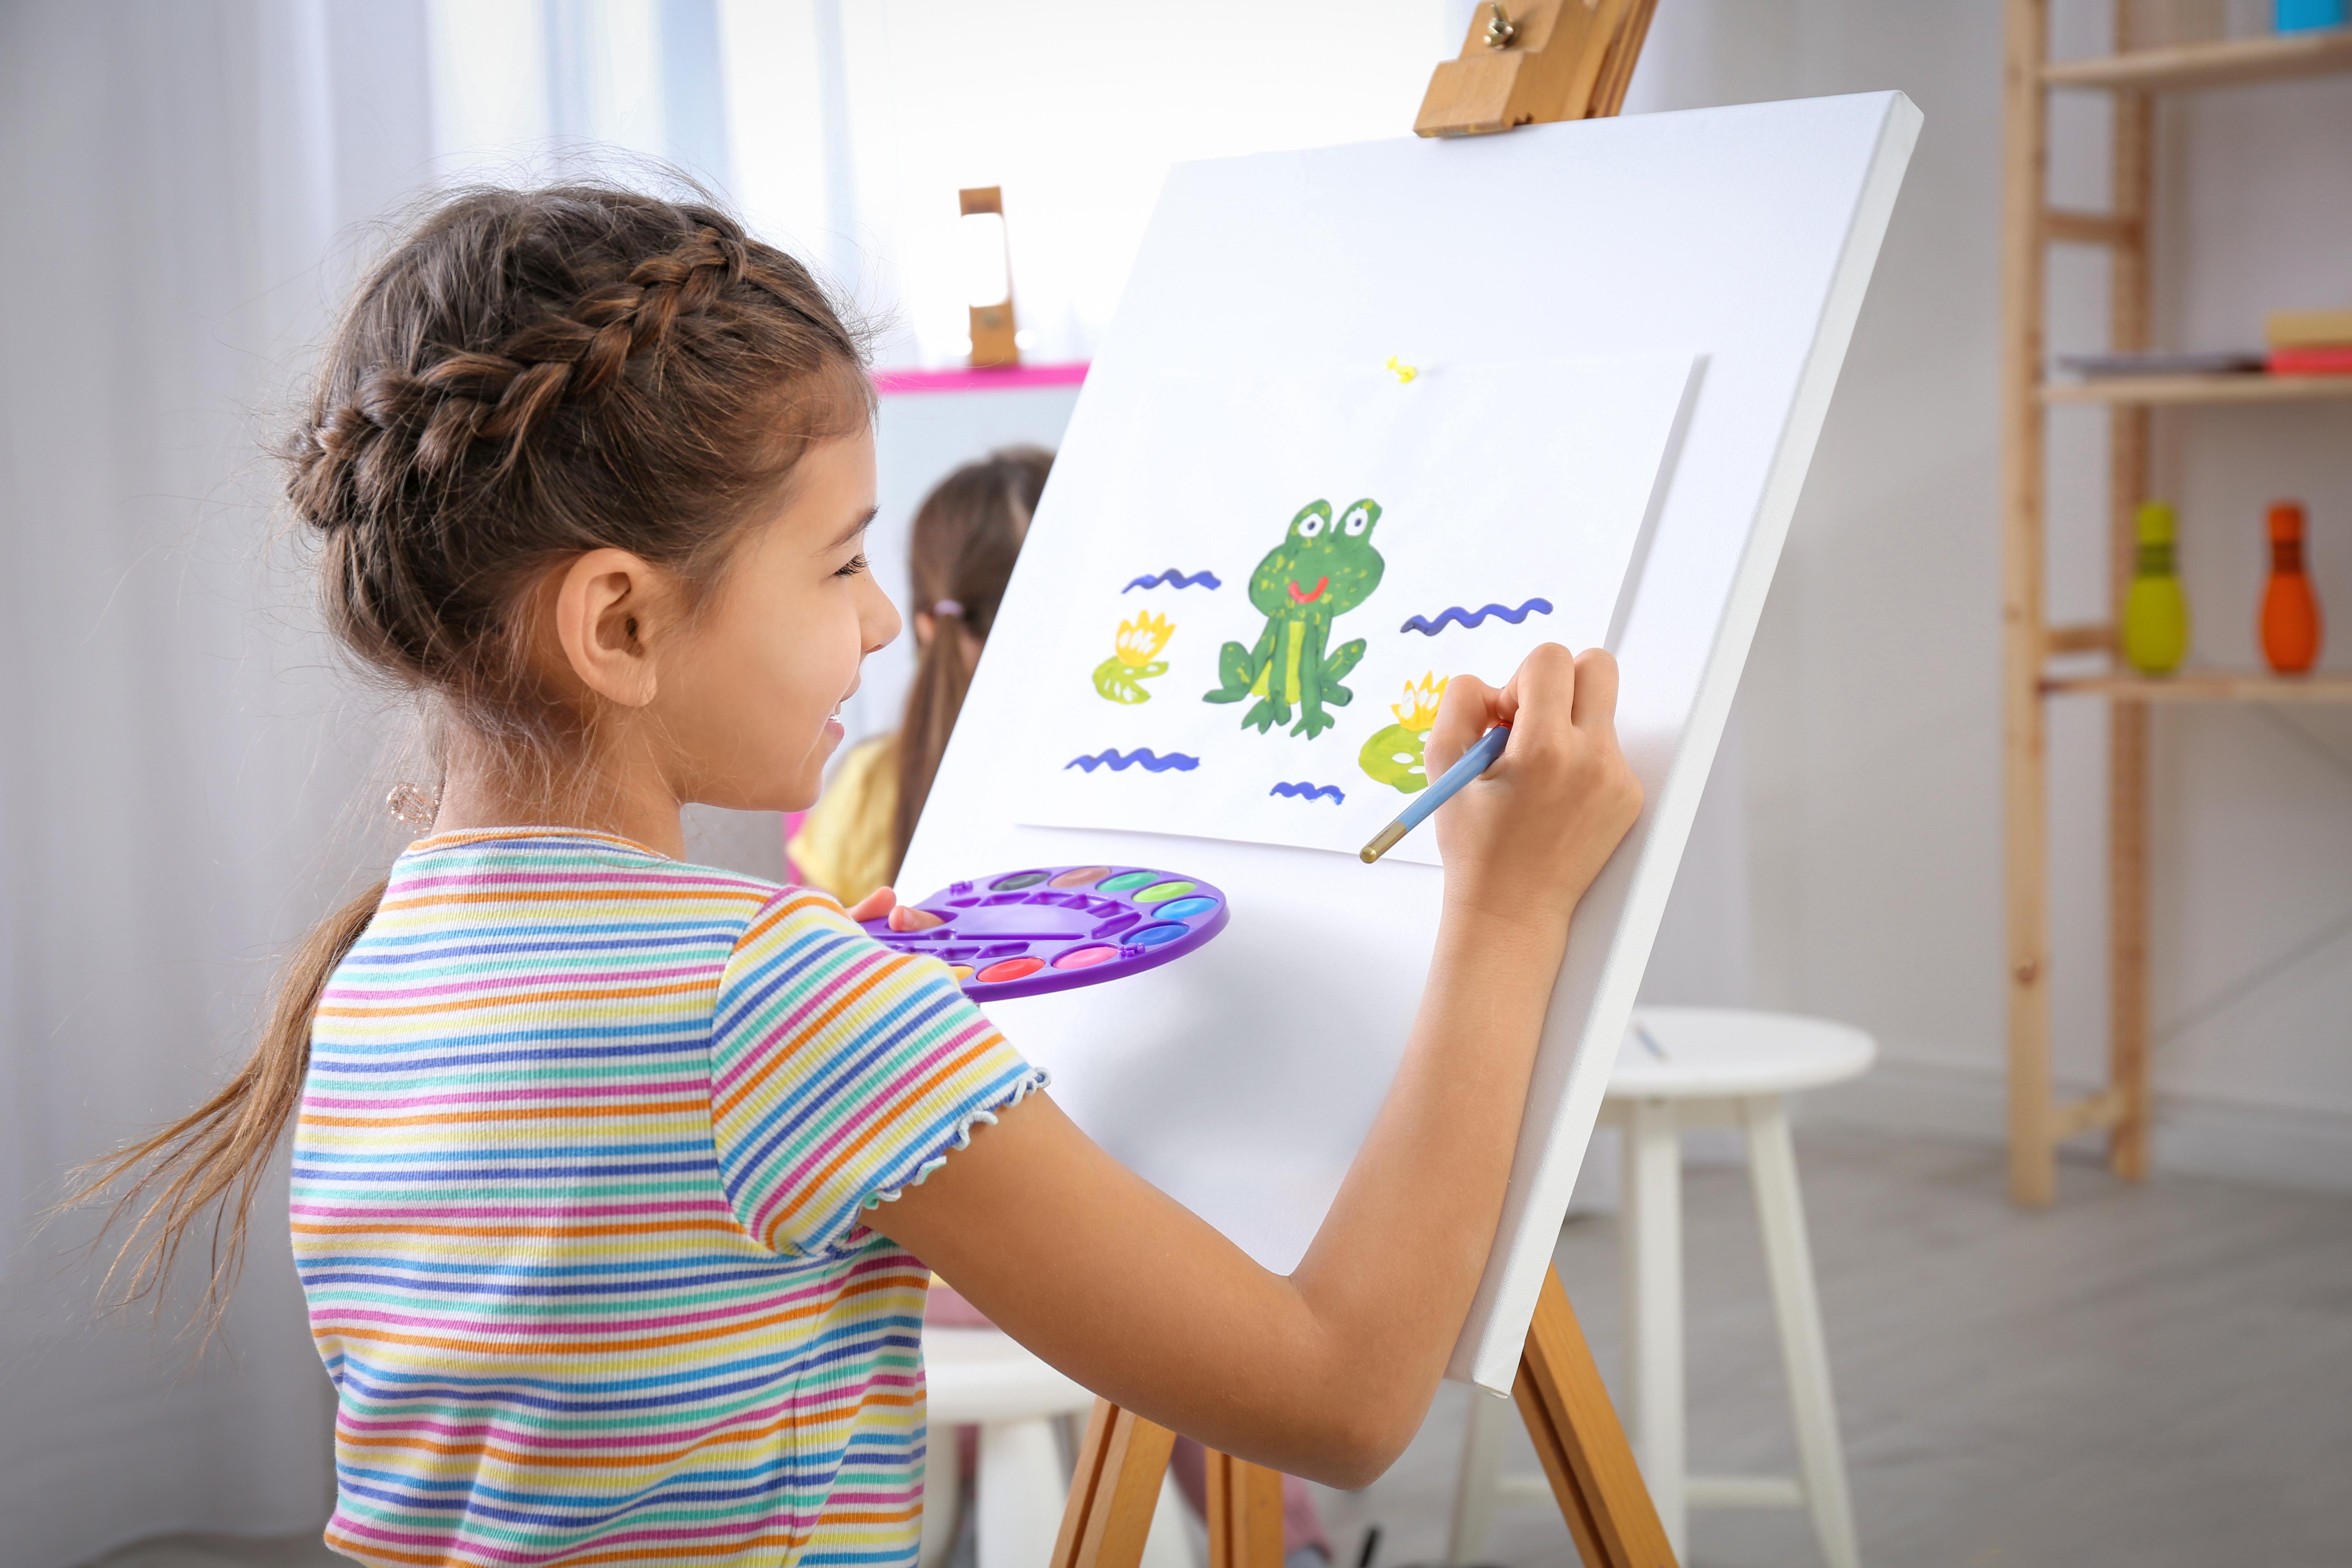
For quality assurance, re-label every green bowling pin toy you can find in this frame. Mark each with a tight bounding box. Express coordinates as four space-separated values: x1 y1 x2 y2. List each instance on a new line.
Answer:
2123 501 2191 674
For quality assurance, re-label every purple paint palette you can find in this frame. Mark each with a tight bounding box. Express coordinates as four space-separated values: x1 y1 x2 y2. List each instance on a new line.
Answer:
860 864 1230 1001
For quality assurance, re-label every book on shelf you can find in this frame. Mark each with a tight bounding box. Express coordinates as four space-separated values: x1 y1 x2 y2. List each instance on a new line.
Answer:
2268 345 2352 376
2055 350 2264 378
2265 309 2352 350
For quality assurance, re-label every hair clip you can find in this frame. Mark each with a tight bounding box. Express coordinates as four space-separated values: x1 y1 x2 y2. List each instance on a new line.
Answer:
932 599 964 619
386 782 440 830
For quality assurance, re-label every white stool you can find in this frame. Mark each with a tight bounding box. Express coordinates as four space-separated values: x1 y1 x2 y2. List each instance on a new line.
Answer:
1448 1007 1872 1568
924 1326 1195 1568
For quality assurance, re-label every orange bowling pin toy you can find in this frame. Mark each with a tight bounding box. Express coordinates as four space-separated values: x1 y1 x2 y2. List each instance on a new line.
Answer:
2261 501 2323 675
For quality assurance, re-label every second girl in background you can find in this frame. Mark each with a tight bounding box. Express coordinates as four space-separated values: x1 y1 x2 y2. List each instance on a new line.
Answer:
789 446 1050 903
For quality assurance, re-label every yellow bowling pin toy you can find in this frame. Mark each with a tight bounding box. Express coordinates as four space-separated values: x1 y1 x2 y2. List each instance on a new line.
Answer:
2123 501 2191 675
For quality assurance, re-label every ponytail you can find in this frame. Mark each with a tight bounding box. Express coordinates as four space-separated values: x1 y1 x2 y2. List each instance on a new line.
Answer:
890 446 1051 875
65 878 385 1342
893 617 976 877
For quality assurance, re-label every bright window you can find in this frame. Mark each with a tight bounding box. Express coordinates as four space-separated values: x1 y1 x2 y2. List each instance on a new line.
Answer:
426 0 1454 367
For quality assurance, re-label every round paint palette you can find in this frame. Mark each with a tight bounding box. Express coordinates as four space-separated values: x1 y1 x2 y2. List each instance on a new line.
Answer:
860 864 1230 1001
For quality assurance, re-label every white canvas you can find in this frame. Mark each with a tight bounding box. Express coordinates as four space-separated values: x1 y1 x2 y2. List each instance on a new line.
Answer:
904 96 1920 1391
1020 357 1695 863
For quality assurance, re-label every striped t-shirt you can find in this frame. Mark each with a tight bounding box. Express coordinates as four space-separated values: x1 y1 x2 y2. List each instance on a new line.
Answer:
292 829 1042 1568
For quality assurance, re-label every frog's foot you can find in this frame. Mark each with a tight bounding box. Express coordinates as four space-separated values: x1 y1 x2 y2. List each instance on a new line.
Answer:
1203 641 1259 705
1241 697 1284 733
1290 705 1340 740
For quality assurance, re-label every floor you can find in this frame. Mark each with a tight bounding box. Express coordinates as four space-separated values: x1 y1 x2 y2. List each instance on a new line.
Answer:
84 1130 2352 1568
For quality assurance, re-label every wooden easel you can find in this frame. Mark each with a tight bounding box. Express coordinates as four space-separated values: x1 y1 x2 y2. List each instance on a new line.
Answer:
1051 10 1676 1565
1415 0 1659 138
1050 1270 1673 1568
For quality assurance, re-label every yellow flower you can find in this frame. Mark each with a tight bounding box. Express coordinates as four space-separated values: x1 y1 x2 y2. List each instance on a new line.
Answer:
1392 673 1447 731
1114 611 1175 668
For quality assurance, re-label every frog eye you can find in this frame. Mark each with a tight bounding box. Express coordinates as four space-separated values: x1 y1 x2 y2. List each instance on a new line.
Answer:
1298 512 1325 539
1341 502 1376 537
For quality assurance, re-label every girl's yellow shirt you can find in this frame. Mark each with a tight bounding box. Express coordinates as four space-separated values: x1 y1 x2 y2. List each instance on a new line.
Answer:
789 733 899 904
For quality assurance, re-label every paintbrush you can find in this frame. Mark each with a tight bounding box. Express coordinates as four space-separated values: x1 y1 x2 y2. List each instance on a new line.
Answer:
1359 724 1510 864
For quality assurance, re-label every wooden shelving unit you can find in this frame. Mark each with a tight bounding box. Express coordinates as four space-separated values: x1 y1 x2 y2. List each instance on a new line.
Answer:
2042 670 2352 702
2042 373 2352 405
2039 23 2352 88
2000 7 2352 1206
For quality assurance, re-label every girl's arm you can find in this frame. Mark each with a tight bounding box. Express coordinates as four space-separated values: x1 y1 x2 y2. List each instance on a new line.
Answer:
875 643 1640 1488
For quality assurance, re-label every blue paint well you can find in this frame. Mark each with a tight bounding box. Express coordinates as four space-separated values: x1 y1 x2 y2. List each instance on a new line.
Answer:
1155 896 1220 921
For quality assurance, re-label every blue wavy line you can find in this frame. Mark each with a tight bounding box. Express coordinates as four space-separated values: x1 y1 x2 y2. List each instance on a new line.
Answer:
1065 748 1200 773
1399 597 1555 635
1269 781 1345 804
1123 569 1223 592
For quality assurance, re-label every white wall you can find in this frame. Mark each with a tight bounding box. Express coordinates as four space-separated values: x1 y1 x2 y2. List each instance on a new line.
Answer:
1624 1 2352 1189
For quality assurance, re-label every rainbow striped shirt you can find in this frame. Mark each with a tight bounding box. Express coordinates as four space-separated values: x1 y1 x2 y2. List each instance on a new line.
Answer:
292 829 1042 1567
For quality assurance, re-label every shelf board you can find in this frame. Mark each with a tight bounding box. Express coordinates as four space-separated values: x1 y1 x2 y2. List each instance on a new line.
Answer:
2041 373 2352 405
2043 670 2352 703
2044 27 2352 91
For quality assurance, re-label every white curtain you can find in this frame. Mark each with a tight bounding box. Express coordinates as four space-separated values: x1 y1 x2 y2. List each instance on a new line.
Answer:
0 4 436 1564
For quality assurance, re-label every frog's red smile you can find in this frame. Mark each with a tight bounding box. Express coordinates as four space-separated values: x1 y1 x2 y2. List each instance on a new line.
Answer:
1287 576 1330 605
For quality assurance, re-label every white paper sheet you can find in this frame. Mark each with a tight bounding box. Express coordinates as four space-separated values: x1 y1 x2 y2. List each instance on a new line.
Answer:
1018 355 1695 862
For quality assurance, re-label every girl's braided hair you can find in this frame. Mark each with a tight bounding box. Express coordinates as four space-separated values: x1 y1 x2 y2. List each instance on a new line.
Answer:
71 184 871 1339
293 183 871 744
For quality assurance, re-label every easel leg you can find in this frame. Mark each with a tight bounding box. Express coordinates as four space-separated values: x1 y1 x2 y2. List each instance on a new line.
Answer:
1053 1403 1283 1568
1057 1266 1675 1568
1516 1265 1679 1568
1052 1400 1178 1568
1205 1449 1285 1568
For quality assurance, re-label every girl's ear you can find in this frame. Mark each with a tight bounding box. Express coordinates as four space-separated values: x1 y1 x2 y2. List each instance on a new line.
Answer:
552 548 667 708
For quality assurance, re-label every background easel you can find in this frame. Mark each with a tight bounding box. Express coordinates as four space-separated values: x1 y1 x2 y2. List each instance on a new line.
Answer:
1047 9 1675 1565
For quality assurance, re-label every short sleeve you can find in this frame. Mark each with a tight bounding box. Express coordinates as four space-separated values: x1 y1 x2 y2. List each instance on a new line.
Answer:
708 889 1045 1256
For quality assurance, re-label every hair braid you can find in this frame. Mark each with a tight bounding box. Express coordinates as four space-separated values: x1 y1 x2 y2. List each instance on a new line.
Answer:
302 223 751 499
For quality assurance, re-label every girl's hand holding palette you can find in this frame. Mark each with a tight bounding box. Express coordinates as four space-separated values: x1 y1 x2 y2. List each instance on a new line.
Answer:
859 864 1229 1000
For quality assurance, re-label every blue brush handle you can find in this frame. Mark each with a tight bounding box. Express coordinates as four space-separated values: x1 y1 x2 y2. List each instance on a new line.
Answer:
1399 723 1511 830
1360 724 1512 862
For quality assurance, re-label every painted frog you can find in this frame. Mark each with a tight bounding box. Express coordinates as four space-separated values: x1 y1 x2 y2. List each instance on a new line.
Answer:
1203 498 1384 739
